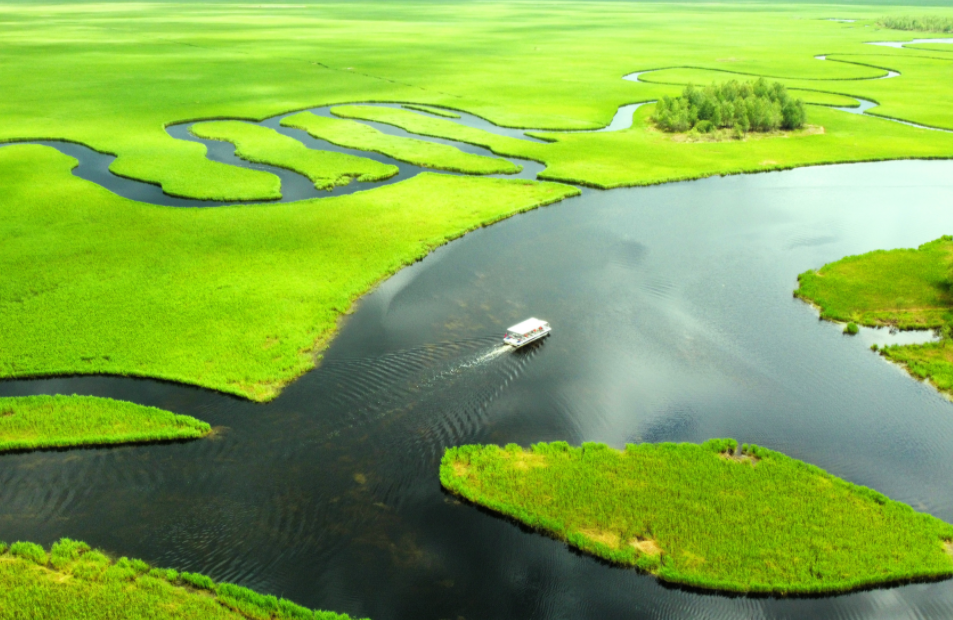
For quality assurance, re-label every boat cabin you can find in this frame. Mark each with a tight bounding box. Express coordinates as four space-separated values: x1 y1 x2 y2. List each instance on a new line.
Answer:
504 317 552 348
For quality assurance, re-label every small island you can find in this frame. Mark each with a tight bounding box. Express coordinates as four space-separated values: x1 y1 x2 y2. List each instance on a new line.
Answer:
795 235 953 394
0 395 211 453
0 538 358 619
441 440 953 594
652 78 807 140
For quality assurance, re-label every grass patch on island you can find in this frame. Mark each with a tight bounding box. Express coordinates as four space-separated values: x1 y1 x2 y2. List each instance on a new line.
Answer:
795 235 953 329
441 440 953 595
190 121 397 192
281 112 521 175
796 235 953 397
0 145 577 401
0 395 210 453
0 537 360 620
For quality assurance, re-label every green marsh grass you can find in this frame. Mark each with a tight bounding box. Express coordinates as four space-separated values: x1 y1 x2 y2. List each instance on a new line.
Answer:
441 440 953 594
796 236 953 397
0 538 362 620
795 236 953 329
0 146 577 401
2 2 953 197
190 121 397 192
281 112 521 175
0 395 210 453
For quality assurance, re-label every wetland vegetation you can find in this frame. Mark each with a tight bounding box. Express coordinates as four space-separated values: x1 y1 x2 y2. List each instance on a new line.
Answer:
0 145 576 401
441 440 953 594
4 1 953 615
0 538 358 619
797 235 953 396
0 395 210 453
878 15 953 33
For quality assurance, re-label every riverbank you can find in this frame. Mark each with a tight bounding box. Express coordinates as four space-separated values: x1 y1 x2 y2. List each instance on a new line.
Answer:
441 440 953 594
0 538 359 620
0 145 578 401
0 395 210 453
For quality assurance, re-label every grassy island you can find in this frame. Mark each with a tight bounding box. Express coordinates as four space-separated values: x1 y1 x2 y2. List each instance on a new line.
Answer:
796 236 953 396
281 112 521 175
0 538 359 620
190 121 397 192
441 440 953 594
0 395 210 453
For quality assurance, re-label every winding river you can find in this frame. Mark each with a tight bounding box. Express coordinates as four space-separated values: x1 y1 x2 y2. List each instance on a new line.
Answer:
4 52 953 620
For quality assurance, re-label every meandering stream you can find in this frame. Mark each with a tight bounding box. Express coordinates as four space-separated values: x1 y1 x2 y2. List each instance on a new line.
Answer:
4 55 953 620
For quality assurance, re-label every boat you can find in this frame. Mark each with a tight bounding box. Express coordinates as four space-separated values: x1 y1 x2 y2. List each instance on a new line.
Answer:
504 317 552 348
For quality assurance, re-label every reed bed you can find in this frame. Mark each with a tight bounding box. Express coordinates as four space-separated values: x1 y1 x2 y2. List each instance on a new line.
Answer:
0 538 360 619
441 440 953 594
0 395 210 453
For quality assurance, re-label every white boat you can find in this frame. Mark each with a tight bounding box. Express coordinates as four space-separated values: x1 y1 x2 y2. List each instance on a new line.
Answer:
504 317 551 348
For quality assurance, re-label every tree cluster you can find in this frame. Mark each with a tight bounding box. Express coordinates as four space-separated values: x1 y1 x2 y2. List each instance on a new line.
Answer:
652 78 807 136
878 15 953 33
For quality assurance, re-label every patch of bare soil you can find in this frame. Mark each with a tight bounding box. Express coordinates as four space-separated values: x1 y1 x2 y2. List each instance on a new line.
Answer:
451 460 471 479
719 451 760 465
630 537 662 556
580 528 622 548
504 450 548 471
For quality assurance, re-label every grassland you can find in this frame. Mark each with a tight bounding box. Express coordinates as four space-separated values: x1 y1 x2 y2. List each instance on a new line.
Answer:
3 1 953 398
0 145 577 401
796 236 953 397
190 121 397 192
441 440 953 594
281 112 520 175
0 538 359 620
1 1 952 199
0 395 209 453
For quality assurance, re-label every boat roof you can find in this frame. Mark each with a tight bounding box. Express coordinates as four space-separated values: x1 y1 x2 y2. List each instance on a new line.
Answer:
507 317 548 334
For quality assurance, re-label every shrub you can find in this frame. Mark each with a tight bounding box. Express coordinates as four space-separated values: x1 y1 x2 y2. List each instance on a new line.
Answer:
50 538 90 569
0 542 7 555
845 322 860 335
10 541 48 566
180 571 216 591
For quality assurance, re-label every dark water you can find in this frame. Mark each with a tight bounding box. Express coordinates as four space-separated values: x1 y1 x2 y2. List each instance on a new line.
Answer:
4 156 953 619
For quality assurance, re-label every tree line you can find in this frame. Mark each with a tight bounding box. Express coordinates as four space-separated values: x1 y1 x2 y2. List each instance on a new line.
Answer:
652 78 807 136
